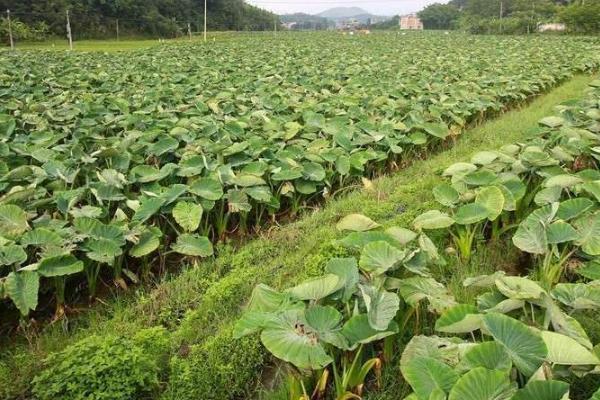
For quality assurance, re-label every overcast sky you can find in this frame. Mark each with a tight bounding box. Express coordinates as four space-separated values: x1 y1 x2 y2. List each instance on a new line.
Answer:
246 0 449 16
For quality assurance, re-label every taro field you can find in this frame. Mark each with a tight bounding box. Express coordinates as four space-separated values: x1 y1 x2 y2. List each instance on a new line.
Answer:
1 32 600 400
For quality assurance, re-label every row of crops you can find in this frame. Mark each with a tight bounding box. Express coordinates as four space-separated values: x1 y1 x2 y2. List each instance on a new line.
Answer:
233 80 600 399
1 34 600 320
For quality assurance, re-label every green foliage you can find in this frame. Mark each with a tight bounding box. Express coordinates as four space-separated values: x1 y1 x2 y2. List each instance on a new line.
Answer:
2 33 598 318
448 0 600 34
31 327 169 400
0 360 12 399
0 0 278 38
0 17 49 42
133 326 172 364
418 3 461 30
244 80 600 399
0 72 595 400
163 329 265 400
2 33 600 400
233 219 454 396
559 0 600 34
370 15 400 30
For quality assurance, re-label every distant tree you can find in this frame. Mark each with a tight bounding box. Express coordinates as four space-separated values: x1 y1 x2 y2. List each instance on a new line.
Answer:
1 18 49 43
448 0 468 10
417 3 460 29
458 0 566 34
559 0 600 33
370 15 400 30
462 0 508 18
0 0 278 39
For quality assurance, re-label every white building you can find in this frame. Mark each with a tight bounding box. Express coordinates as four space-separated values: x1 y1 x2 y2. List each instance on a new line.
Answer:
538 23 566 32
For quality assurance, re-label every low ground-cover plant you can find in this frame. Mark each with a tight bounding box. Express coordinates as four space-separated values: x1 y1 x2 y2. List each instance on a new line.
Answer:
31 327 169 400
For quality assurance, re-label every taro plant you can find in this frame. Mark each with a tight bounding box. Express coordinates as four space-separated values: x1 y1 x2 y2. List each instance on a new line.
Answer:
463 273 600 353
2 35 600 321
512 200 600 287
233 271 399 399
235 214 459 399
401 301 600 400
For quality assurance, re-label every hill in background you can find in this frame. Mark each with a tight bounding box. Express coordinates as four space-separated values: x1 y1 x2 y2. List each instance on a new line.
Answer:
316 7 370 19
282 6 392 29
280 13 332 30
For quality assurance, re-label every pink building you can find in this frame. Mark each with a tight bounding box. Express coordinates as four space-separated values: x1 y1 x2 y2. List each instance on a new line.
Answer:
400 14 423 30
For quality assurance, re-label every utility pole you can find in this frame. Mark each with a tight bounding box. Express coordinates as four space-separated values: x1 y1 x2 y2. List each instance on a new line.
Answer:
66 9 73 50
187 23 192 41
116 19 120 41
203 0 207 42
274 15 277 35
6 10 14 51
499 0 503 34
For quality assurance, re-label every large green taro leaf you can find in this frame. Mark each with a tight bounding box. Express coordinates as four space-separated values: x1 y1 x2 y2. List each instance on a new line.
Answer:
435 304 482 334
453 203 489 225
0 244 27 266
457 341 512 373
448 367 516 400
358 284 399 331
540 330 600 365
341 314 398 349
171 233 213 257
0 204 29 239
37 254 84 277
551 283 600 310
399 277 457 313
556 198 593 221
189 178 224 201
433 183 460 207
475 186 505 221
172 202 203 232
287 274 343 301
574 212 600 255
336 214 380 232
325 257 359 302
129 228 161 258
359 241 405 275
402 356 458 400
512 204 558 255
260 309 333 370
413 210 455 230
482 313 547 377
132 197 166 224
512 381 570 400
5 271 39 316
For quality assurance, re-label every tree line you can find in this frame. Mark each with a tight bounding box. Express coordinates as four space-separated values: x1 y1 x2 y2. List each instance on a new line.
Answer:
417 0 600 34
0 0 279 41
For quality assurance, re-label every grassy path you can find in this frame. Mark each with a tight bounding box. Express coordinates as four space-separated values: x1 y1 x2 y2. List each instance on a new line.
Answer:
0 74 596 399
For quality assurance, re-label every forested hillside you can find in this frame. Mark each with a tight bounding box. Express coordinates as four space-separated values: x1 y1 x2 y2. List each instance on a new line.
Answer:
418 0 600 34
0 0 278 39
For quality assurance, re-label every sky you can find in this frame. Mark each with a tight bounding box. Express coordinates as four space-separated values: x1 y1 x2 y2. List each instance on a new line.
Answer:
246 0 449 16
